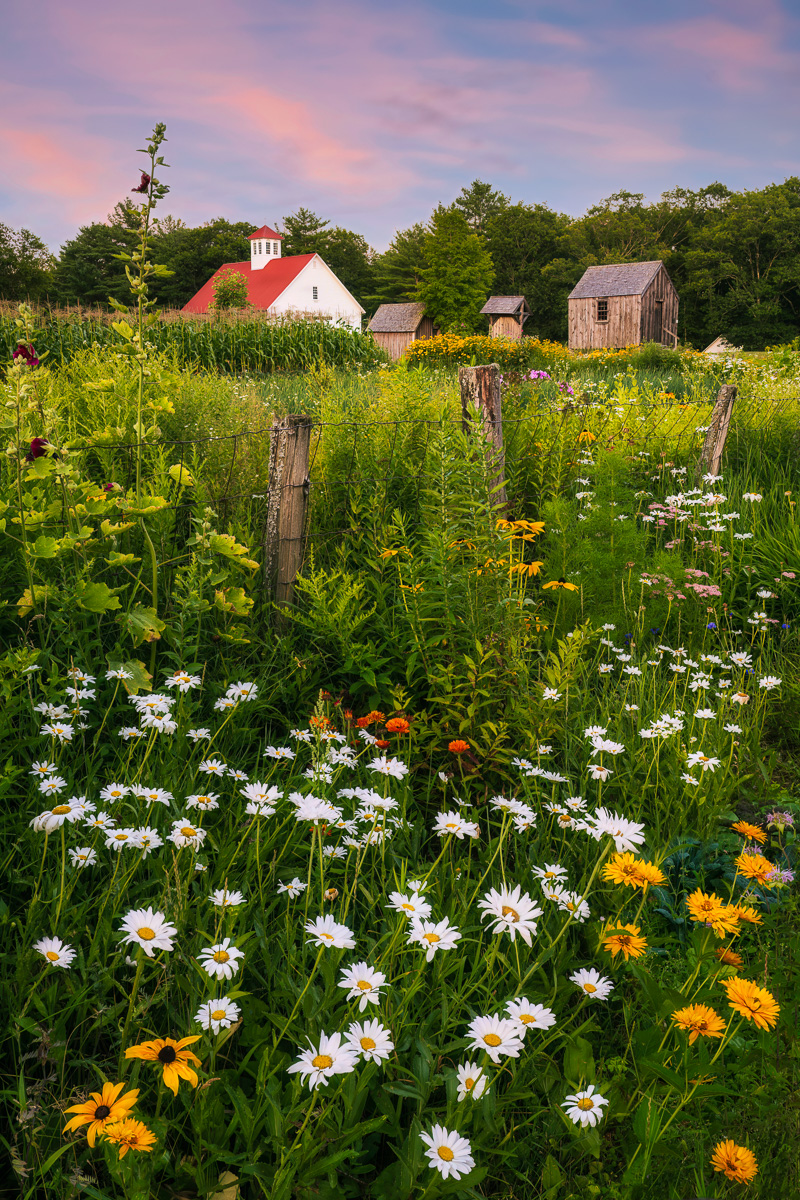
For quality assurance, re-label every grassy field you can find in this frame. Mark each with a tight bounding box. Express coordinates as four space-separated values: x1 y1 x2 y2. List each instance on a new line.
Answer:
1 314 799 1199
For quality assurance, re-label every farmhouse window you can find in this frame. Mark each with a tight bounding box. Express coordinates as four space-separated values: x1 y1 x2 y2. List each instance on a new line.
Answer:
596 298 609 321
312 286 319 301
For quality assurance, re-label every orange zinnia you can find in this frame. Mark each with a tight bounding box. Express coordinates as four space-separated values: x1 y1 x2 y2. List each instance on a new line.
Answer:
385 717 410 734
124 1036 202 1095
102 1118 157 1157
448 740 471 754
671 1003 726 1044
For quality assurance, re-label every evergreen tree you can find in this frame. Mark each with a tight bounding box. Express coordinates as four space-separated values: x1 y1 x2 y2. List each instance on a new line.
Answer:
280 207 331 256
417 206 494 332
454 180 510 239
369 223 430 310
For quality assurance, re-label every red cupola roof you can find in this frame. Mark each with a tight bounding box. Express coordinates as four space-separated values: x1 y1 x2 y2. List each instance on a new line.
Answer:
249 225 283 241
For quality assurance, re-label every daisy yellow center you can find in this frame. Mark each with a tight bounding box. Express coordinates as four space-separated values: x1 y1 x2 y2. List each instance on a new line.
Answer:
182 827 197 837
356 980 372 990
483 1033 502 1046
577 1097 594 1111
52 805 71 815
312 1054 333 1069
360 1037 376 1050
520 1013 534 1023
115 834 129 841
566 902 577 911
46 950 60 961
584 983 597 994
544 870 556 879
211 1009 227 1021
401 903 415 910
320 932 334 940
437 1147 455 1162
465 1077 475 1089
501 906 520 922
110 790 122 797
445 823 458 829
213 950 230 963
137 927 156 940
423 933 440 943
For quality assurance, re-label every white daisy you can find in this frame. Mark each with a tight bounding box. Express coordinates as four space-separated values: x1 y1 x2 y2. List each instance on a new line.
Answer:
345 1018 394 1064
226 681 258 702
105 827 138 851
133 827 163 856
556 891 591 922
199 758 227 776
29 760 57 777
505 997 557 1034
34 936 76 968
287 1031 359 1090
84 810 116 831
169 820 207 850
478 885 543 945
386 891 433 920
210 888 245 908
68 847 97 868
366 756 409 780
185 793 220 812
407 917 462 961
532 863 568 883
465 1014 524 1063
30 801 84 833
305 915 356 950
264 745 296 761
338 962 387 1010
277 877 307 897
164 670 202 693
194 997 241 1034
570 968 614 1000
198 938 244 980
562 1085 609 1128
38 775 67 796
456 1061 489 1101
119 907 177 957
433 811 480 839
187 728 212 741
420 1125 475 1181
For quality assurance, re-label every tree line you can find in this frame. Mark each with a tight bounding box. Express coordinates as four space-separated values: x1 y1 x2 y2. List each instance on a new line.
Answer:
3 177 800 349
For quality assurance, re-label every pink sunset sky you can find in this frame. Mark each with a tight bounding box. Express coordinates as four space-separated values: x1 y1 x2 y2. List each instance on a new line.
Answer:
2 0 799 252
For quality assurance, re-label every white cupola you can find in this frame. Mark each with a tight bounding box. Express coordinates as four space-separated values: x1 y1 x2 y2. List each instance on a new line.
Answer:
249 225 283 270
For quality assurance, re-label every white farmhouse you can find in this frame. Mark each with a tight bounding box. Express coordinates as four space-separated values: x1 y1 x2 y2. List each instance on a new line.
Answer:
182 225 365 329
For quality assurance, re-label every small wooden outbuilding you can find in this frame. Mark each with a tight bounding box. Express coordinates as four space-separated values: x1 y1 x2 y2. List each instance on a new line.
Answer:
368 302 436 361
567 261 678 350
480 295 530 340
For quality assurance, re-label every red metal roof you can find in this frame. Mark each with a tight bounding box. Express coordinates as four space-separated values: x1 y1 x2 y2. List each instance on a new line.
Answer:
181 255 316 314
248 225 283 240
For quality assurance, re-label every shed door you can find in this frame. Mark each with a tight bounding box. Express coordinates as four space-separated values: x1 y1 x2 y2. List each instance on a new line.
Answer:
653 300 663 344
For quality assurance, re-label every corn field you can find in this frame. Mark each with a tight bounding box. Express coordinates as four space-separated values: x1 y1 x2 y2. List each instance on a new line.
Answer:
0 310 386 374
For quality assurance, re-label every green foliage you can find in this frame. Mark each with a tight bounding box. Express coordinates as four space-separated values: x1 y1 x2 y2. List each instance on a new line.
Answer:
0 222 55 302
211 268 251 312
417 206 495 333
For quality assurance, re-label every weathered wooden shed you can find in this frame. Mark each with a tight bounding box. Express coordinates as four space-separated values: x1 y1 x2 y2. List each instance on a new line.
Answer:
567 261 678 350
367 302 436 361
480 295 530 340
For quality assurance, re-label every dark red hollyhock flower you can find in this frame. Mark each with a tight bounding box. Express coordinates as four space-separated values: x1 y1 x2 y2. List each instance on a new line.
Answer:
131 172 151 194
13 342 39 368
103 482 115 492
25 437 51 462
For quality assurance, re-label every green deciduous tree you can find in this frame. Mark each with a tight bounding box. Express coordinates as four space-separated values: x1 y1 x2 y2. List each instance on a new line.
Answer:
0 223 56 301
486 202 573 341
211 268 251 311
417 206 494 332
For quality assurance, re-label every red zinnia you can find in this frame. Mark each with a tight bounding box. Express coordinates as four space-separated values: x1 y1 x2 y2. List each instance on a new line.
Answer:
448 740 470 754
375 739 390 749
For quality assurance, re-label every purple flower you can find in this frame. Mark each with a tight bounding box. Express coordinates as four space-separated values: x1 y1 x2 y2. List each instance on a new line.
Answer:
528 370 551 382
131 172 151 194
766 811 794 831
25 437 51 462
765 867 795 884
13 342 39 368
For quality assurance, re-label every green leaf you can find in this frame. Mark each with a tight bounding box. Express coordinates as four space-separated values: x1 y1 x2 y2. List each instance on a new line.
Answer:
542 1153 564 1197
563 1035 595 1086
104 551 141 566
116 605 166 645
105 658 152 695
76 581 123 613
28 535 59 559
632 1094 661 1147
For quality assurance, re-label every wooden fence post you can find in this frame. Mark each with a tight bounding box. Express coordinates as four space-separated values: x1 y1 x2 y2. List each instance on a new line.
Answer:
458 363 507 507
697 384 737 481
264 414 311 615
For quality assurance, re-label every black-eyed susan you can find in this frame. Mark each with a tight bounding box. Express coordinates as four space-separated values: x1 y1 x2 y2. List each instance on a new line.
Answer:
542 578 578 591
102 1118 157 1157
711 1139 758 1184
124 1036 202 1094
63 1082 139 1145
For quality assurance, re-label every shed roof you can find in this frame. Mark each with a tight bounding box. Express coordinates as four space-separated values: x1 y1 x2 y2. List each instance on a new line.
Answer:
249 225 283 241
181 255 315 314
480 295 527 315
568 261 663 300
368 302 428 333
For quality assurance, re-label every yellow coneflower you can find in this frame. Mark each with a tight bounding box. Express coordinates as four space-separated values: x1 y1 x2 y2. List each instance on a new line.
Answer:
602 852 665 890
102 1118 157 1158
730 903 762 926
124 1036 202 1095
734 852 775 887
685 889 740 938
600 923 648 961
711 1139 758 1184
714 947 744 967
722 977 780 1030
63 1082 139 1146
671 1003 726 1044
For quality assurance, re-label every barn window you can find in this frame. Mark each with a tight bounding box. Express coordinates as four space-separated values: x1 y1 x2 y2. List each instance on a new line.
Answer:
596 298 609 321
264 241 271 255
312 286 319 301
273 242 280 254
